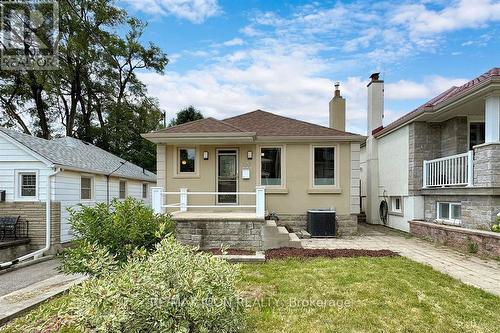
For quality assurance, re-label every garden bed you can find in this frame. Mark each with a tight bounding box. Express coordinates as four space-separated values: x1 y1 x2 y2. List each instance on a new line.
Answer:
265 247 398 259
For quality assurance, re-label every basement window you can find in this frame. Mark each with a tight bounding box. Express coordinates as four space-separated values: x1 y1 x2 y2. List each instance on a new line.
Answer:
437 202 461 225
390 197 403 214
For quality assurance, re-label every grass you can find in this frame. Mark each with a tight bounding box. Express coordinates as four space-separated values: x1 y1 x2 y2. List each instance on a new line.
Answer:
238 257 500 333
2 257 499 333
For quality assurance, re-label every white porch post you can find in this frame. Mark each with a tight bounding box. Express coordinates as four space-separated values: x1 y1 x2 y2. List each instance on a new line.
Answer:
255 186 266 218
180 188 188 212
422 160 428 188
151 187 163 214
485 96 500 143
467 150 474 187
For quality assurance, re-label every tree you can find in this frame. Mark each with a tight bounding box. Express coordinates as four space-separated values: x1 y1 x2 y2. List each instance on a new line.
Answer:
0 0 168 171
168 105 204 127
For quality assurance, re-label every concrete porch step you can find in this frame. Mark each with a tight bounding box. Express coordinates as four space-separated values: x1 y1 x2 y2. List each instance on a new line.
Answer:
263 220 303 250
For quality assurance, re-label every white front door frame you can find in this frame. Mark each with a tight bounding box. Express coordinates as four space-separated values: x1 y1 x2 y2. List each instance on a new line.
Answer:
215 148 239 205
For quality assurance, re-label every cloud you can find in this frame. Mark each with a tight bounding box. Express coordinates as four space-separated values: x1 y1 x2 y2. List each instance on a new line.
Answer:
136 1 495 135
385 76 468 100
391 0 500 36
122 0 220 23
223 38 244 46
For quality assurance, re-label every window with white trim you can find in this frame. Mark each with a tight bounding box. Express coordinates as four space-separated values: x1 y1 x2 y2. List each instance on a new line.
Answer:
142 183 148 199
19 173 37 197
80 176 92 200
313 146 336 186
119 180 127 199
390 197 402 214
260 147 282 186
437 202 461 224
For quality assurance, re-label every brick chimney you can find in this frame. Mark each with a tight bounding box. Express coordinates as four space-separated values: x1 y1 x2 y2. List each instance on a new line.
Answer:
329 82 346 131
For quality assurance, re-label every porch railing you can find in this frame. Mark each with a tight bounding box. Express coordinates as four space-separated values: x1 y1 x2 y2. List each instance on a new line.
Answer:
151 186 266 218
423 151 473 188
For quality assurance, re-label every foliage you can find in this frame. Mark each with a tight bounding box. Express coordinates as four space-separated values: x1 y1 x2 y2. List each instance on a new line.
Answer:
60 197 175 275
168 105 204 127
69 237 245 333
0 0 168 171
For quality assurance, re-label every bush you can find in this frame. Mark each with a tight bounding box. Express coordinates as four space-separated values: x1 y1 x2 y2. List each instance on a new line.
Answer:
69 237 245 333
60 197 175 275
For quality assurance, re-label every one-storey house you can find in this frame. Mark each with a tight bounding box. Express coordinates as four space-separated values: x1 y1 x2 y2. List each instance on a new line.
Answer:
361 68 500 234
0 127 156 262
143 86 365 249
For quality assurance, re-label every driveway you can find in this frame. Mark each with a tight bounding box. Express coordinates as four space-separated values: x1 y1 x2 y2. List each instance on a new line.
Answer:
0 258 61 297
303 224 500 297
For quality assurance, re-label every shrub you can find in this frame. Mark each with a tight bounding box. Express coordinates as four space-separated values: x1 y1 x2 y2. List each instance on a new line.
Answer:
70 237 245 333
61 197 175 275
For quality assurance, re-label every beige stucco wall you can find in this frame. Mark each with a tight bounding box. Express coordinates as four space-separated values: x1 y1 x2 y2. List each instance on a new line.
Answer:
159 142 352 216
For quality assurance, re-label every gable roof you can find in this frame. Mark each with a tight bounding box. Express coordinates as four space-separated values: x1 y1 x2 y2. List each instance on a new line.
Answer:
0 127 156 182
375 67 500 137
143 110 364 142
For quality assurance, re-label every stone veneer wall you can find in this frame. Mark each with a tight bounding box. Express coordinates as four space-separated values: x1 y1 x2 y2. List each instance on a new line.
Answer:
408 118 468 195
474 143 500 187
278 213 357 236
410 220 500 257
424 195 500 230
0 201 61 254
175 219 264 250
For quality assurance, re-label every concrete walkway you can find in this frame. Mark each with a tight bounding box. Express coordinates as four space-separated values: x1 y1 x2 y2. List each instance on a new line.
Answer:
0 259 85 324
302 224 500 297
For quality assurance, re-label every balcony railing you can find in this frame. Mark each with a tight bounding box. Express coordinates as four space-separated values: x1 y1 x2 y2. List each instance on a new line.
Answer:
151 186 266 218
423 151 473 188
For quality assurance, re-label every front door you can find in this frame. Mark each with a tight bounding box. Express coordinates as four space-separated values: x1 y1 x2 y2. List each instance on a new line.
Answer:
217 150 238 204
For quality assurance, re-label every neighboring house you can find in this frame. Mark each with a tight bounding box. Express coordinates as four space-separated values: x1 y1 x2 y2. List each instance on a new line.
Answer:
361 68 500 232
143 86 365 241
0 127 156 258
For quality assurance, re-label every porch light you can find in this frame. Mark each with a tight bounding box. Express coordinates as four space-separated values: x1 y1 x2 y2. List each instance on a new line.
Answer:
247 151 253 160
203 151 209 160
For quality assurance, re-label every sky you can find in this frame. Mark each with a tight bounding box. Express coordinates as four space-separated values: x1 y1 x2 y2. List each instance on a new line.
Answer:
120 0 500 135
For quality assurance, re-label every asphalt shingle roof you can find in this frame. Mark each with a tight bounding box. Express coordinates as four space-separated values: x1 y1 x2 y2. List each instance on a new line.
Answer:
0 127 156 182
150 110 362 138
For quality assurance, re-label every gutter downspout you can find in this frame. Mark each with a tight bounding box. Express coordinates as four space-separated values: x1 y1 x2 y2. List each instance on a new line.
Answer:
0 167 61 269
106 161 126 205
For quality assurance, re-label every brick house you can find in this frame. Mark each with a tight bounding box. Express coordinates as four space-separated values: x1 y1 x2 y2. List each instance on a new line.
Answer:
361 68 500 233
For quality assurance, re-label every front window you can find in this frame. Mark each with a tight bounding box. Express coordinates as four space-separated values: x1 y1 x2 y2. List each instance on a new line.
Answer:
81 177 92 200
179 148 196 173
142 183 148 199
437 202 461 224
20 173 36 197
260 147 282 186
313 147 335 186
119 180 127 199
469 122 485 150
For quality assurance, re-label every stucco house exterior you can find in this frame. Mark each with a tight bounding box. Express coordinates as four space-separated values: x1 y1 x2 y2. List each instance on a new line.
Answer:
361 68 500 233
0 127 156 261
143 88 365 249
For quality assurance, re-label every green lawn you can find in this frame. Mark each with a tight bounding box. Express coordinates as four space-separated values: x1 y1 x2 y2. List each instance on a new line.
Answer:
2 257 499 333
238 257 500 333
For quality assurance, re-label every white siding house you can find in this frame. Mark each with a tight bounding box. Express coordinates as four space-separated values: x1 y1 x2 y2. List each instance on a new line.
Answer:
0 127 156 246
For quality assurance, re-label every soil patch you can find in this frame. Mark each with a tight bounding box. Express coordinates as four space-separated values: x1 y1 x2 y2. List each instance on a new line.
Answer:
202 249 256 255
265 247 399 259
